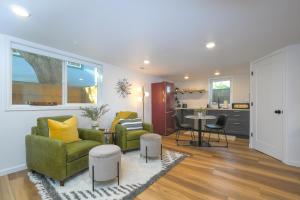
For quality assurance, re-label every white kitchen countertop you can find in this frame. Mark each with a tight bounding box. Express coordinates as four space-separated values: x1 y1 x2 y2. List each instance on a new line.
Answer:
175 107 250 111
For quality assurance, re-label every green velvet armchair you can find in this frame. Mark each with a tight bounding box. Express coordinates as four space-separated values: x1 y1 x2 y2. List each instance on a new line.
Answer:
115 112 153 152
25 115 104 186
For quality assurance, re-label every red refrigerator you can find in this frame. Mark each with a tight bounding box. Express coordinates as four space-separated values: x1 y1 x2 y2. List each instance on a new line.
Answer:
151 82 175 136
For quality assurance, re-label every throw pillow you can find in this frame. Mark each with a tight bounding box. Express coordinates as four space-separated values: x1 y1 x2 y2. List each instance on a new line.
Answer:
48 116 80 143
111 111 134 131
119 118 143 130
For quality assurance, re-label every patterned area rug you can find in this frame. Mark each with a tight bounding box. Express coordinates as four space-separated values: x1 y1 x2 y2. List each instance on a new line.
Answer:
28 149 186 200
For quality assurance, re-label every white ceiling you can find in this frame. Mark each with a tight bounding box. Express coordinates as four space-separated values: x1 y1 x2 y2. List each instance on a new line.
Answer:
1 0 300 81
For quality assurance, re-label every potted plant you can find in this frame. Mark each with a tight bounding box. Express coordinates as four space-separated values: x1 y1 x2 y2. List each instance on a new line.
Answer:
195 107 207 117
80 104 109 129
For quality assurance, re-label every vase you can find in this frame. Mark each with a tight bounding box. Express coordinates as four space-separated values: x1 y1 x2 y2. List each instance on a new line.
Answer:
91 120 100 130
197 112 206 117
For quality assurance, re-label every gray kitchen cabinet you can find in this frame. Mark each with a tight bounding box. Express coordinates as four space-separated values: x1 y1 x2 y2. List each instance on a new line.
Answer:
206 109 250 138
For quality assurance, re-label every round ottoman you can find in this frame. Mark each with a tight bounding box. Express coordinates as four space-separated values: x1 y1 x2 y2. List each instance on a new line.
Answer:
140 133 162 163
89 144 121 190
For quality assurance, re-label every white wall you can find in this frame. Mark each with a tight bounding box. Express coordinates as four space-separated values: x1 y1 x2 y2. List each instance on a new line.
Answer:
0 34 162 175
174 69 250 108
285 44 300 167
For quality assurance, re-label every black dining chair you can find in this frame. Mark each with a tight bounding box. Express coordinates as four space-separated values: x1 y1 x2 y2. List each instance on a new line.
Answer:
205 115 228 147
173 114 195 145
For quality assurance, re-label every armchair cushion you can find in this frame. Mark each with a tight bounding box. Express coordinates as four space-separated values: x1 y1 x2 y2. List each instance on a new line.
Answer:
127 130 148 141
37 115 73 137
66 140 101 162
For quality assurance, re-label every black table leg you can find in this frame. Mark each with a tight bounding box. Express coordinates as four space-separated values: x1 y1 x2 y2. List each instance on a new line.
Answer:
146 146 148 163
161 144 162 160
92 165 95 192
117 162 119 185
198 119 202 146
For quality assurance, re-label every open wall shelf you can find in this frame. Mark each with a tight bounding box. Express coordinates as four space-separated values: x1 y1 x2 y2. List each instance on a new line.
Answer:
174 88 206 94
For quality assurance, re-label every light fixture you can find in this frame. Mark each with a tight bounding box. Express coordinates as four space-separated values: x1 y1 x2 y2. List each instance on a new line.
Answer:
136 87 142 92
137 96 143 102
214 71 220 76
184 75 189 80
10 4 30 17
144 60 150 65
79 78 84 81
137 86 149 121
206 42 215 49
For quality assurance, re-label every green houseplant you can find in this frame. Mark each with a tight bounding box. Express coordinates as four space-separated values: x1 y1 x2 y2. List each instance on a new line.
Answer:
195 107 207 117
80 104 109 129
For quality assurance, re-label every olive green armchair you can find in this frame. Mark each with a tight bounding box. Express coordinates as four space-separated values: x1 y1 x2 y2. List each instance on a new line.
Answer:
115 112 153 152
25 115 104 186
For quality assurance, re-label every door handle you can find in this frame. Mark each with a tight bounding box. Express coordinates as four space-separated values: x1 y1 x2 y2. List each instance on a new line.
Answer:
274 110 282 114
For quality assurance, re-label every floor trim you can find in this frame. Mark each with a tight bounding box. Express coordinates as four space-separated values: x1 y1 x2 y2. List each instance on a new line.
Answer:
0 163 27 176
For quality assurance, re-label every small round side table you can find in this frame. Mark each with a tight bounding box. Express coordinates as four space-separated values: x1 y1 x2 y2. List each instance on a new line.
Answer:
99 128 116 144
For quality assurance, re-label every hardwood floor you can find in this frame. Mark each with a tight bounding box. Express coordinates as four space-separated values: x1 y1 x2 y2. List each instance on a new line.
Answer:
1 134 300 200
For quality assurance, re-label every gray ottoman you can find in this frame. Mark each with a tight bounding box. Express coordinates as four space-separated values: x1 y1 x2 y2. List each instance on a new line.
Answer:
140 133 162 163
89 144 121 191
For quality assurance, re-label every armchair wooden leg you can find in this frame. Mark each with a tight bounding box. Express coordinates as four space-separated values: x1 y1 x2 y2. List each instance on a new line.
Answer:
60 180 64 186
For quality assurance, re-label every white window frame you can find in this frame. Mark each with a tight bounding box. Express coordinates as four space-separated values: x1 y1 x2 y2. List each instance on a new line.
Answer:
208 77 233 105
4 36 103 111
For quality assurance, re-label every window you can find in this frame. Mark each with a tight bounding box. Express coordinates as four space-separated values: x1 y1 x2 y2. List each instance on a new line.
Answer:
209 78 232 104
67 62 99 104
10 42 102 109
12 49 63 105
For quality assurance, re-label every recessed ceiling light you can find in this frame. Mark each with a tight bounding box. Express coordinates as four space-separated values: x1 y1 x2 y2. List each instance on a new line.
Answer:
144 60 150 65
10 4 30 18
214 71 220 76
206 42 215 49
184 75 189 80
79 78 84 81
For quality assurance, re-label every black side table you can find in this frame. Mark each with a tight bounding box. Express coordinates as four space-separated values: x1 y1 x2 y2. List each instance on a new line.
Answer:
99 128 116 144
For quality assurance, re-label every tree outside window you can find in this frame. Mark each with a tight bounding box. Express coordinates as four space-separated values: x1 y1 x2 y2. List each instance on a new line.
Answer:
210 79 231 104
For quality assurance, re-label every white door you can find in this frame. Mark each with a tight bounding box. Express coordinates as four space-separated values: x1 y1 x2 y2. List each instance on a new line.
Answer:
251 51 285 160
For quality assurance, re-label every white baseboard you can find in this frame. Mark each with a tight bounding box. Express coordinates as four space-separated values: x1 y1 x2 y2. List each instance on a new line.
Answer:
0 163 27 176
283 159 300 168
